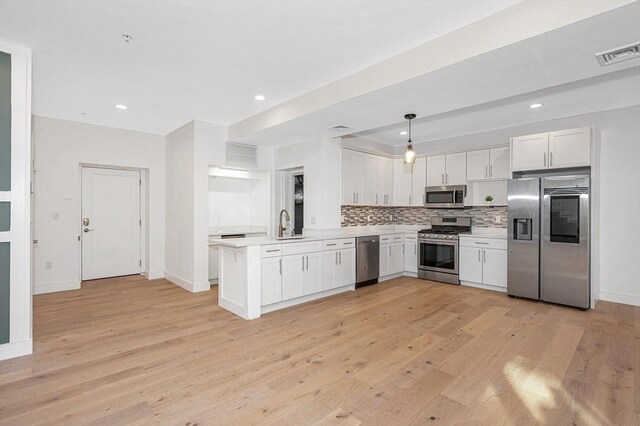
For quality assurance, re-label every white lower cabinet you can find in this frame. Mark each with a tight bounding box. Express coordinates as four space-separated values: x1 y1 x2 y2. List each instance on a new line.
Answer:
380 236 405 277
262 257 282 305
459 237 507 290
403 238 418 274
281 254 305 300
324 247 356 290
208 245 219 281
303 252 323 295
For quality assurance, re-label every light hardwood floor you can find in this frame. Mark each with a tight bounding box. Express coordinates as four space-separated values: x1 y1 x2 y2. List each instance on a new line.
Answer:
0 275 638 425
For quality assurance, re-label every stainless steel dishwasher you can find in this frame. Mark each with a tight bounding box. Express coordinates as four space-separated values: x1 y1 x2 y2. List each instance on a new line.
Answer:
356 236 379 288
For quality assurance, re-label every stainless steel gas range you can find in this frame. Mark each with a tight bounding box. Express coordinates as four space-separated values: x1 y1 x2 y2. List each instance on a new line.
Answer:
418 217 471 285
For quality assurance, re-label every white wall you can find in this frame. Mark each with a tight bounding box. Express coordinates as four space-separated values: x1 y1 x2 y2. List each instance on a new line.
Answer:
208 175 270 229
273 138 342 231
32 116 166 295
409 106 640 306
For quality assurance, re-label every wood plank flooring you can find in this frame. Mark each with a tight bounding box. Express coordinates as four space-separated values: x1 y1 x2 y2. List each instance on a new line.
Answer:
0 275 638 425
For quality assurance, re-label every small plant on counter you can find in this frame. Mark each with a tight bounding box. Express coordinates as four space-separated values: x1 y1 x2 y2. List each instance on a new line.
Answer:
485 195 494 206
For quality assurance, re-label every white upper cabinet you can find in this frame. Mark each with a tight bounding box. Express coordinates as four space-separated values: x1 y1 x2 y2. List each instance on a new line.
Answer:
411 157 426 206
511 132 549 171
364 154 378 205
342 150 366 205
393 159 412 206
446 152 467 185
511 127 591 172
489 146 510 179
548 127 591 169
467 147 510 181
426 155 447 186
377 156 393 205
466 149 491 181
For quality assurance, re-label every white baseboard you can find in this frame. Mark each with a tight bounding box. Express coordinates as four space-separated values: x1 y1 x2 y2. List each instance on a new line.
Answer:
460 281 507 293
145 271 164 280
219 297 250 319
164 271 210 293
33 280 81 295
261 284 355 316
599 290 640 307
0 339 33 361
379 272 404 282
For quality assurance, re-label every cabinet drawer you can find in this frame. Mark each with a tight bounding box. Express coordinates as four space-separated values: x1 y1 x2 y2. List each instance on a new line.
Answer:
339 238 355 249
404 234 417 241
381 234 403 243
281 240 323 256
459 237 507 250
262 244 282 258
323 240 340 250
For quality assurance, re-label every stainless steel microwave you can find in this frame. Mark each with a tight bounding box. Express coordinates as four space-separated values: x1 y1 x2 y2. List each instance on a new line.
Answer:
424 185 466 209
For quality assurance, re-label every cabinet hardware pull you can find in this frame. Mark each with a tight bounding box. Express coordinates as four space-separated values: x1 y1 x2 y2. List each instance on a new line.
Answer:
441 173 444 184
483 250 486 263
389 246 391 256
550 152 553 167
306 255 309 270
478 249 481 262
343 242 352 245
335 252 338 265
356 193 358 203
353 192 355 204
475 241 489 245
266 249 280 252
326 243 336 246
279 258 282 275
339 251 342 265
414 245 416 255
376 194 378 204
302 257 304 271
544 152 547 168
490 165 493 177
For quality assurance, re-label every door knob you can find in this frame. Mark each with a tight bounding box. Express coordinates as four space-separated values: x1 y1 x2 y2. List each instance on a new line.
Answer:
83 228 94 233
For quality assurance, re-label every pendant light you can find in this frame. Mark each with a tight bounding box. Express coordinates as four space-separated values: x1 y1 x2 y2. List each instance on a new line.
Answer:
403 113 417 164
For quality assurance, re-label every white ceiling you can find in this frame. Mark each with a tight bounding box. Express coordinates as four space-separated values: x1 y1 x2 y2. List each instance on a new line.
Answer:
0 0 521 135
228 1 640 146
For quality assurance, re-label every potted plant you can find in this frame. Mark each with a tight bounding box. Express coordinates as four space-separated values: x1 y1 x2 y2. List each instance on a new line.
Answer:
484 195 494 207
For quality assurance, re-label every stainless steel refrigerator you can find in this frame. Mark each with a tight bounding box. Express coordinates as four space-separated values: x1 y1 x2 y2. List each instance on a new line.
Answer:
507 176 590 309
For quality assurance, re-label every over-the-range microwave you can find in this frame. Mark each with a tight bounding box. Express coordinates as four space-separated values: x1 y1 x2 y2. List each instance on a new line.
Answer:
424 185 466 209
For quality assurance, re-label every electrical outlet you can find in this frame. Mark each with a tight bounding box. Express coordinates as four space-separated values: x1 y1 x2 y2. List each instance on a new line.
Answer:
45 261 52 270
495 215 502 223
310 216 316 225
52 212 60 221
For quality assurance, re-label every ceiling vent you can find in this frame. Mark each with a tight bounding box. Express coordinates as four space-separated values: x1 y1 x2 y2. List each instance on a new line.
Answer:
226 142 257 170
595 42 640 66
329 125 352 131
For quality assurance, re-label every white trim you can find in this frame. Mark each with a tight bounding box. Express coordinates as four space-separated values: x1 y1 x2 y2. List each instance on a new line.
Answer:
0 339 33 361
0 192 9 202
33 280 81 295
164 271 210 293
219 297 249 319
599 290 640 307
261 284 355 315
460 280 507 293
0 231 10 242
145 271 164 280
379 272 404 282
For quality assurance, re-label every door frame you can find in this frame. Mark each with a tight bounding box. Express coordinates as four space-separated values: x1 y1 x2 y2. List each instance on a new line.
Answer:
78 164 147 282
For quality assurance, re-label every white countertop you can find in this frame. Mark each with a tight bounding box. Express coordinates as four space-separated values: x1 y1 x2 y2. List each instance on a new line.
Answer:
210 226 424 248
461 227 508 239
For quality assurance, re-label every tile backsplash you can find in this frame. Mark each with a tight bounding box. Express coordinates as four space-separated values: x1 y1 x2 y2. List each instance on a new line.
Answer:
341 205 508 228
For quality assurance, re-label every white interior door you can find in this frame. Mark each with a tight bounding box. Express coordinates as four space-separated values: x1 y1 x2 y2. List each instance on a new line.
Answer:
81 167 141 280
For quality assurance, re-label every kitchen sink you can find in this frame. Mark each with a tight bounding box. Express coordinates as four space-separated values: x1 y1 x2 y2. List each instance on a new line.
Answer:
276 235 306 240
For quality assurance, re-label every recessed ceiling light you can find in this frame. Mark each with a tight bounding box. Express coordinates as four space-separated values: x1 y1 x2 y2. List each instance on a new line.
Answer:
400 131 408 135
529 103 543 109
254 95 266 101
115 104 128 110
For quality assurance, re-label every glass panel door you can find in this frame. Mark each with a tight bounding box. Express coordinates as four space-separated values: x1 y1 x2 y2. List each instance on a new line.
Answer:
549 195 580 244
420 242 456 271
426 191 453 204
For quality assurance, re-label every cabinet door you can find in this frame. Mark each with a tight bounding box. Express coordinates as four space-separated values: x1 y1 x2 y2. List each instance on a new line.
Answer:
426 155 447 186
393 158 412 206
281 254 305 300
262 257 282 305
459 246 482 283
352 151 366 204
411 157 426 206
303 252 323 295
390 242 404 274
482 248 507 288
342 149 356 205
336 248 356 287
403 241 417 273
377 157 393 205
208 246 219 280
511 133 548 171
323 250 338 290
489 146 510 179
446 152 467 185
548 127 590 169
364 154 378 205
466 150 490 181
379 243 391 277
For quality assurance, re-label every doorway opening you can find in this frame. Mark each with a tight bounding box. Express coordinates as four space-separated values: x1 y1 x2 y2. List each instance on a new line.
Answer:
80 166 144 281
275 168 304 237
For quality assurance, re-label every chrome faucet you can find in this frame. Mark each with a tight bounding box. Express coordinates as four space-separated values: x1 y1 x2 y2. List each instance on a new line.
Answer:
278 209 291 238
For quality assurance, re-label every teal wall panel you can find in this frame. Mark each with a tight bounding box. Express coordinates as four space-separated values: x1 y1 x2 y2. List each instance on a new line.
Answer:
0 52 11 191
0 202 9 231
